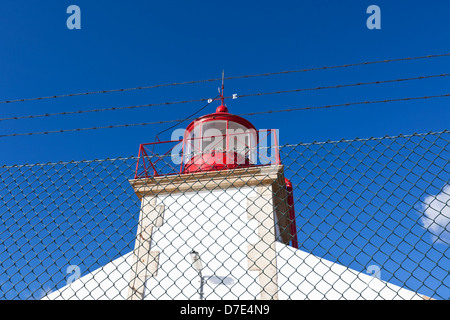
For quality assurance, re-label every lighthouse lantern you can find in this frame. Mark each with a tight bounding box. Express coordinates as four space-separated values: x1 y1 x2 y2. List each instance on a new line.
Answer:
183 104 258 173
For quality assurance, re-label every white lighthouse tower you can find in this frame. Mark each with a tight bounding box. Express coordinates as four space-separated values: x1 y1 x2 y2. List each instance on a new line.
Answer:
45 87 427 300
125 87 297 300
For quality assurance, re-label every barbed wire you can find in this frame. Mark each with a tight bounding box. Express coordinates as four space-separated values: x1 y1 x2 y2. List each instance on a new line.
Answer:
0 97 212 122
235 73 450 99
1 93 449 139
281 129 450 148
1 53 450 105
239 93 450 116
1 73 449 122
0 128 447 169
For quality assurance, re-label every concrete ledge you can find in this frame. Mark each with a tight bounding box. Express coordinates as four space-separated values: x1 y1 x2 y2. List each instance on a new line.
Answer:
129 165 285 198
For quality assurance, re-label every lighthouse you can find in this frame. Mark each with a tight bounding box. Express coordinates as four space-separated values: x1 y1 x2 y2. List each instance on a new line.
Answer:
126 85 298 300
45 85 426 300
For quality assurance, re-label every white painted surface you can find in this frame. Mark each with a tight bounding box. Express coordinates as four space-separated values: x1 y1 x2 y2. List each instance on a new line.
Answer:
141 186 261 300
44 252 133 300
45 243 423 300
276 242 423 300
45 185 424 300
46 186 262 300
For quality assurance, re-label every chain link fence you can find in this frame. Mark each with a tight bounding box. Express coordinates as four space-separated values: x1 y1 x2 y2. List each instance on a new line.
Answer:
0 130 448 300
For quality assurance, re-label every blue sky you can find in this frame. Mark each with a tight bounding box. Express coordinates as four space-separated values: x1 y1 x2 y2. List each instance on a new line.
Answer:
0 0 449 164
0 1 449 300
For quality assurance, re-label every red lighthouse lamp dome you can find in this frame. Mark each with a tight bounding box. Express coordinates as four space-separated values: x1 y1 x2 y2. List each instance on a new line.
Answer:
183 103 258 173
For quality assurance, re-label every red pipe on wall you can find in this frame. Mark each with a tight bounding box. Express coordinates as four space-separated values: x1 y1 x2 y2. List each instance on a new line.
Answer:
285 178 299 249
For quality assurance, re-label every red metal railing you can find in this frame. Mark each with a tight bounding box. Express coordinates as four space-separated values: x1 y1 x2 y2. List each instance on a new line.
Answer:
134 129 281 179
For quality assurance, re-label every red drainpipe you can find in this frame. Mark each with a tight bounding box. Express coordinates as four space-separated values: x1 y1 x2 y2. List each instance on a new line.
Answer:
285 178 299 249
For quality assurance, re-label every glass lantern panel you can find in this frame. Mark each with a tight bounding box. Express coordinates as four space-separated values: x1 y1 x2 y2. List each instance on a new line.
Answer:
228 122 257 162
184 124 201 163
201 120 227 153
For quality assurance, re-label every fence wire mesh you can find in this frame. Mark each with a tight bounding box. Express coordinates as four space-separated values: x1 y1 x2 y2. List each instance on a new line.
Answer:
0 130 448 300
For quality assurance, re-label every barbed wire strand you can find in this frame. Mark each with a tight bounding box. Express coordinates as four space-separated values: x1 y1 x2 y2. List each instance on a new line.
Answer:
1 93 449 139
0 129 448 169
1 73 449 122
1 53 450 105
154 95 220 139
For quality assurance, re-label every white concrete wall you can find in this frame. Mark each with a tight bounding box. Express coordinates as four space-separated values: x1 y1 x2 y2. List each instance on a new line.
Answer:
142 186 262 299
276 242 423 300
45 184 424 300
46 186 265 300
44 252 133 300
45 242 424 300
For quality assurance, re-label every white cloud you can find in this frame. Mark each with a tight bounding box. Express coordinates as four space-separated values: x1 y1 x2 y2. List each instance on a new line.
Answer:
420 185 450 244
35 285 54 300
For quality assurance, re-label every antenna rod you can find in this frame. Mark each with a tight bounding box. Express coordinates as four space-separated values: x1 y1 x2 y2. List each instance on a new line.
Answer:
221 70 225 106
